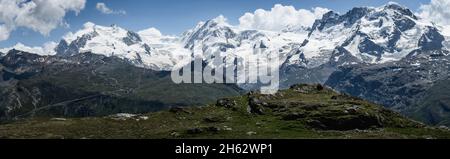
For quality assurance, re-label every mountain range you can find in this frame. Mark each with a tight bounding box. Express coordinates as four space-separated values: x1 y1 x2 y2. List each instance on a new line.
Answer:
1 2 450 126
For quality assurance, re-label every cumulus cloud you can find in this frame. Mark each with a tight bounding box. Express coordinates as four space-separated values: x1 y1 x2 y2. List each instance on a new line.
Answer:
239 4 330 31
138 27 167 44
0 25 10 41
0 0 86 41
138 28 163 37
96 2 126 15
418 0 450 36
212 15 230 25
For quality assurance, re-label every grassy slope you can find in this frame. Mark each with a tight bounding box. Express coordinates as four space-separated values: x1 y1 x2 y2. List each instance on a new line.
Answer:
1 84 450 139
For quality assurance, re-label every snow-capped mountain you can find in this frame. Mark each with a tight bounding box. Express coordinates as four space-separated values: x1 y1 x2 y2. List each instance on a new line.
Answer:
178 3 447 75
171 2 447 89
181 15 309 75
1 3 448 80
54 22 191 71
0 42 57 56
317 3 450 126
287 2 445 68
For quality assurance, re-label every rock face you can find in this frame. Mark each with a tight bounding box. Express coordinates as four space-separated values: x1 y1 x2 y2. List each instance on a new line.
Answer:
419 27 445 51
248 96 265 115
411 79 450 126
216 99 237 109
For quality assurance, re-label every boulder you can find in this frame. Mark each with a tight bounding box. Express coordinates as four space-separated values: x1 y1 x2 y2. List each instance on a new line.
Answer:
216 98 237 109
203 116 225 123
248 97 265 115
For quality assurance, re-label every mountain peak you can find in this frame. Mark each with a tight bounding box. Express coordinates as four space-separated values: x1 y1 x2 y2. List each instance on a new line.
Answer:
83 22 97 29
56 22 149 57
182 15 237 49
62 22 130 44
311 2 417 32
110 24 119 28
384 1 404 9
199 15 232 31
380 1 417 19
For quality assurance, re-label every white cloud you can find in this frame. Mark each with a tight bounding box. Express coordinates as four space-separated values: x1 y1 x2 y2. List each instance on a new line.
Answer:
239 4 330 31
212 15 230 25
96 2 126 15
0 41 58 55
0 0 86 41
138 27 171 44
418 0 450 36
0 25 10 41
138 28 163 37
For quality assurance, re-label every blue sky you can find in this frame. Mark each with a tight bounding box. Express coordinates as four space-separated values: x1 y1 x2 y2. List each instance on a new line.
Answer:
0 0 431 47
